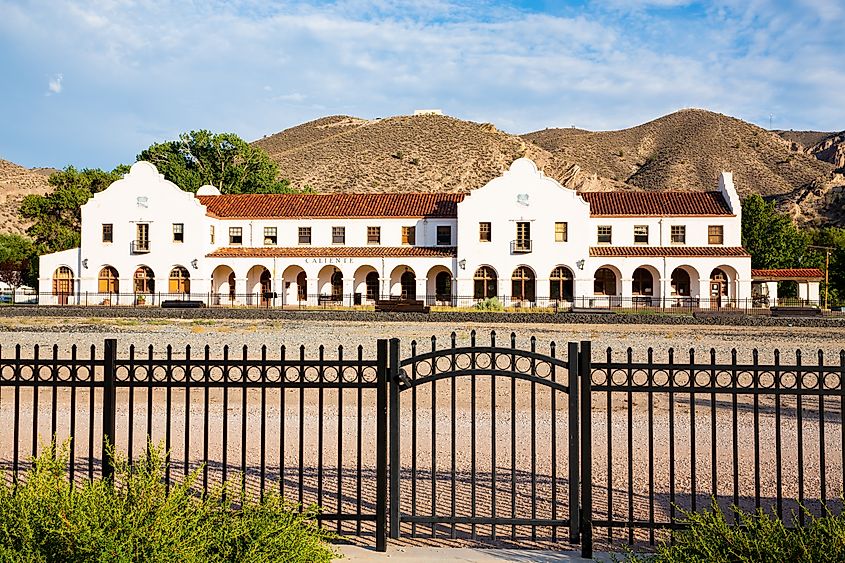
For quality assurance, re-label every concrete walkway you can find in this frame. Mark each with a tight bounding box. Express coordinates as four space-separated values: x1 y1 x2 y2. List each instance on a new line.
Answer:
335 545 617 562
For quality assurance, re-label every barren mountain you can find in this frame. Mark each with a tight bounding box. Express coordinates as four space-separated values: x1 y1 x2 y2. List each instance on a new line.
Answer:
524 109 845 226
254 114 603 194
0 159 52 235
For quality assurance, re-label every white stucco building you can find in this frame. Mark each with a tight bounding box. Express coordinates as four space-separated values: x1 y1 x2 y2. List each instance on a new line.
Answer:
39 158 760 308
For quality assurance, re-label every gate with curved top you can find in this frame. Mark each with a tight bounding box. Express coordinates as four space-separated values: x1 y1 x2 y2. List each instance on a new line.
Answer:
388 330 588 547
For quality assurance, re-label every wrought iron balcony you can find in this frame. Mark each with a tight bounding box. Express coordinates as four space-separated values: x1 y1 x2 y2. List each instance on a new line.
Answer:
131 240 151 253
510 239 532 253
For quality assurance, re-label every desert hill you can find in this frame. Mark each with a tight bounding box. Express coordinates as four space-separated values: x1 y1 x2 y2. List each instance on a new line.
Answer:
254 114 601 194
0 159 52 235
255 109 844 226
522 109 844 225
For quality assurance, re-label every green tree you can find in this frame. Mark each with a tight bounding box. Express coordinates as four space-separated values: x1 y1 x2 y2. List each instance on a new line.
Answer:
19 165 129 253
0 233 38 288
137 130 294 194
741 194 809 269
807 226 845 305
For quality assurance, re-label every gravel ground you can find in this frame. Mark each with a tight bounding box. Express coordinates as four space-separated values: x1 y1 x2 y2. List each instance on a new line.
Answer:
0 316 843 550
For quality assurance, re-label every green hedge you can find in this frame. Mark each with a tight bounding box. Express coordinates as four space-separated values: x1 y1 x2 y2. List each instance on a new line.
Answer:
625 501 845 562
0 442 336 562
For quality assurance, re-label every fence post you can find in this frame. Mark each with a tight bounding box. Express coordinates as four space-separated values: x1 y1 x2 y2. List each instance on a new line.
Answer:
375 339 389 552
102 338 117 481
567 341 580 543
388 338 401 539
579 340 593 559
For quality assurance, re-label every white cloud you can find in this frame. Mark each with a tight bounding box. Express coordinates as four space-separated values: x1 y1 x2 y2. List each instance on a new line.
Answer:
47 73 63 95
0 0 843 168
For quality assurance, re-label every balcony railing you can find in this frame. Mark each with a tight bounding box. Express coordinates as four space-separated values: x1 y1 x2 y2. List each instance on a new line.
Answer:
131 240 151 253
510 239 532 253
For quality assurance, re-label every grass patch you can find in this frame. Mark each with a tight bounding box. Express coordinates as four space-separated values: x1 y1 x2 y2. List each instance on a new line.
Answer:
0 441 336 562
624 500 845 562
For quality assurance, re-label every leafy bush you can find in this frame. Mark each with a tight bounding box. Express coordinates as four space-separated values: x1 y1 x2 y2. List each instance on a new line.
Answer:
624 500 845 562
0 441 335 562
474 297 504 311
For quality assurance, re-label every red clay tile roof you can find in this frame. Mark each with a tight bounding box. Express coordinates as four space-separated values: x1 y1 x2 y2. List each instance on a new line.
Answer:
581 191 733 216
197 194 464 219
207 246 457 258
590 246 750 257
751 268 824 280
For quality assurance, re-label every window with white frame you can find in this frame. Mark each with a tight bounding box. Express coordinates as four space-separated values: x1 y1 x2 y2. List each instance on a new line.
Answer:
634 225 648 244
264 227 277 245
597 225 612 244
670 225 686 244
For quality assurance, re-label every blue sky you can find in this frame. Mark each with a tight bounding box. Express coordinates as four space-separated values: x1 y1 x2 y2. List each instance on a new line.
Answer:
1 0 843 170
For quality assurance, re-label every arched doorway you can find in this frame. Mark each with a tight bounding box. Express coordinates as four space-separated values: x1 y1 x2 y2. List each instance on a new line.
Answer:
134 266 155 294
259 269 272 306
473 266 497 300
169 266 190 294
366 272 379 301
435 271 452 302
710 268 729 307
98 266 119 294
670 268 691 297
632 267 655 306
246 265 270 306
511 266 535 303
593 267 618 296
297 271 307 301
331 270 343 301
549 266 573 302
400 270 416 300
52 266 74 305
211 265 236 304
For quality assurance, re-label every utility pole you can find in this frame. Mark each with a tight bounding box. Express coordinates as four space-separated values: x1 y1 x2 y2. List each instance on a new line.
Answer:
809 245 833 309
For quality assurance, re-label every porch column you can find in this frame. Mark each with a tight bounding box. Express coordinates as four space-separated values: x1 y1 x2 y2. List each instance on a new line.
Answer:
343 278 355 306
620 277 633 304
415 277 427 303
307 278 319 306
698 279 712 308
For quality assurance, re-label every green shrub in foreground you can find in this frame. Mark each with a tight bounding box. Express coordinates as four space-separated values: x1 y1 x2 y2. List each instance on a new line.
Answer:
624 500 845 562
474 297 504 311
0 441 335 562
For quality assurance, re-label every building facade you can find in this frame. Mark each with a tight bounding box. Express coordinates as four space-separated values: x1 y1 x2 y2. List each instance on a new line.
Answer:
39 158 755 308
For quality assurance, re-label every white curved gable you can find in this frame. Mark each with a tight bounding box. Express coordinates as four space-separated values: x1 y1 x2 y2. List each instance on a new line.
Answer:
83 161 205 212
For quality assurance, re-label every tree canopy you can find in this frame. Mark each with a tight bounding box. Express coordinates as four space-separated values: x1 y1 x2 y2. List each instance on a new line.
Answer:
137 130 295 194
740 194 809 269
19 165 129 253
0 233 38 288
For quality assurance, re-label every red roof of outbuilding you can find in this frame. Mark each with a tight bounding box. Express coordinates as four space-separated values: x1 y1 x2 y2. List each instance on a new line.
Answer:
751 268 824 279
197 193 464 219
581 191 733 216
207 246 457 258
590 246 750 257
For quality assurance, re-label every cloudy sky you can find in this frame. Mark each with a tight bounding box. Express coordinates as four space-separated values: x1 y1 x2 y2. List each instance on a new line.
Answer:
1 0 843 170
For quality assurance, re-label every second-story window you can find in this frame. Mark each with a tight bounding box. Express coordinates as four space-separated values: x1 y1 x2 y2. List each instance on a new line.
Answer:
671 225 686 244
102 224 113 243
437 225 451 246
229 227 243 245
367 226 381 244
333 226 346 244
634 225 648 244
554 222 568 242
479 222 492 242
298 227 312 245
402 226 416 245
708 225 724 245
264 227 277 245
173 223 184 243
597 225 612 244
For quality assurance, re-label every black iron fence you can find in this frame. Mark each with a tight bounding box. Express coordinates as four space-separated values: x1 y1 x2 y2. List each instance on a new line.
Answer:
1 334 843 557
9 290 845 315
